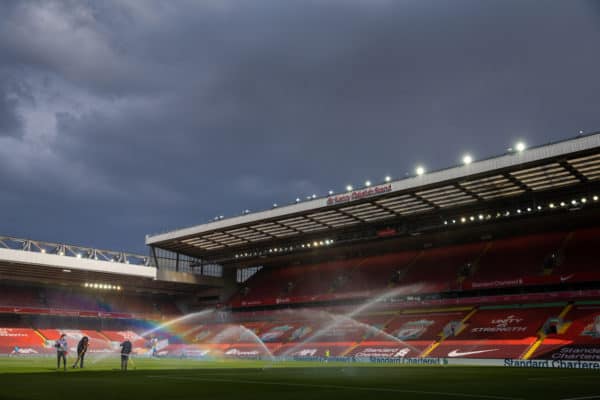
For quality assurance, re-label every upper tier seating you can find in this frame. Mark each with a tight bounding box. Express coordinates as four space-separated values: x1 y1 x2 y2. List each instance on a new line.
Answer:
472 232 566 281
231 228 600 307
554 228 600 275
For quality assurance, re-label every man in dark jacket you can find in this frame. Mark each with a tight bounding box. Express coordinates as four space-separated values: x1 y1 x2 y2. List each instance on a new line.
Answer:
120 339 132 371
72 336 89 369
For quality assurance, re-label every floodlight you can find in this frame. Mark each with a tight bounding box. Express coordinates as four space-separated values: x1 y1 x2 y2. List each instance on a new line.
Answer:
384 176 392 182
365 180 371 187
415 166 425 176
515 142 526 152
462 154 473 165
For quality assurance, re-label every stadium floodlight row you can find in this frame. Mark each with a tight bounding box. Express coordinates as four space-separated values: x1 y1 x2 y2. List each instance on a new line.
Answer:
146 132 600 263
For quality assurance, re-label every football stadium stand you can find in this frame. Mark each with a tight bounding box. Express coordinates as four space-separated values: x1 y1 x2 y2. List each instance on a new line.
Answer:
2 133 600 363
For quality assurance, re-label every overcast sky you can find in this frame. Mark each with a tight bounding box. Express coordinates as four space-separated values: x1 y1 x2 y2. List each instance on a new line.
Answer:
1 0 599 253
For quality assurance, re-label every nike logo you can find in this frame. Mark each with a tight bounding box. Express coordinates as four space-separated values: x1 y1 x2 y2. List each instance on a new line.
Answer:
447 349 499 357
560 274 574 283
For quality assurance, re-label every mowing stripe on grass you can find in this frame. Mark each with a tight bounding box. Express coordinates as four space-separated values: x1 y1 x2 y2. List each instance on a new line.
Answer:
147 375 523 400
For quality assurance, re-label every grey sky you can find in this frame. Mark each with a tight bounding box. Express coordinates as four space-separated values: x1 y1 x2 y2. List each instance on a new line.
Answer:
1 0 599 253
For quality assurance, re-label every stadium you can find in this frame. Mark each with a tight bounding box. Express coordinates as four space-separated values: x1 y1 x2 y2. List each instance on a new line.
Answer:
2 133 600 399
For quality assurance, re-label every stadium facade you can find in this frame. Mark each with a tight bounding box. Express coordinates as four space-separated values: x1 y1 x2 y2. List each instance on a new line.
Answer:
2 132 600 363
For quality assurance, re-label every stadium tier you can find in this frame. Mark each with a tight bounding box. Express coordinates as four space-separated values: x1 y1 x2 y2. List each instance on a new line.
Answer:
2 301 600 360
230 228 600 308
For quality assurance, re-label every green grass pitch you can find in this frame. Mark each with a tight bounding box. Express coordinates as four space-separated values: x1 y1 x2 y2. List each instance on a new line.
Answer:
0 357 598 400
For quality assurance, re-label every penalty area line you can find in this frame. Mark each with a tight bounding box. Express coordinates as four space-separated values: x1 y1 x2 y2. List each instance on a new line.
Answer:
146 375 523 400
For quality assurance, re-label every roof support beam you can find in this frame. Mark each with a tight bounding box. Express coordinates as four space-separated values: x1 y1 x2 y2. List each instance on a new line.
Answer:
559 160 589 183
503 172 531 192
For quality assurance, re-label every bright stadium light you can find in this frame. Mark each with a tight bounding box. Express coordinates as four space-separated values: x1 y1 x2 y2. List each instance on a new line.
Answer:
415 166 425 176
328 190 334 195
515 141 526 152
346 185 353 192
295 198 301 203
272 203 278 208
594 195 599 201
462 154 473 165
581 197 587 203
76 253 82 258
384 175 392 182
311 194 317 199
365 180 371 187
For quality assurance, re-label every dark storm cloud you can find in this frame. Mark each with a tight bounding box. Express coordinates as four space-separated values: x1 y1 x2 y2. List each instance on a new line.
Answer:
0 87 22 138
1 0 600 252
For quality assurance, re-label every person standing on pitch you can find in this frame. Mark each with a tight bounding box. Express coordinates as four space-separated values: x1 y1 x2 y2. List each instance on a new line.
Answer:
120 339 132 371
72 336 89 369
55 333 68 371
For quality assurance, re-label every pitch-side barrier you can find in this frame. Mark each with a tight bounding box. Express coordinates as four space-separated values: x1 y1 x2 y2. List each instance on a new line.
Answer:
287 356 600 370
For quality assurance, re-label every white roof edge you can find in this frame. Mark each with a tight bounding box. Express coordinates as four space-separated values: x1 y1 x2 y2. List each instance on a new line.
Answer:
146 133 600 245
0 248 156 279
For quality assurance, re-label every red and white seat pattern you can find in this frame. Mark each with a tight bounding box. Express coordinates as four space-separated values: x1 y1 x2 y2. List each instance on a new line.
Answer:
533 304 600 361
430 307 561 359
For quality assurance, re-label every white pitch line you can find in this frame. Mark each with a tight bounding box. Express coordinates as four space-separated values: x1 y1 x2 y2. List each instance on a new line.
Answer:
146 375 523 400
560 396 600 400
